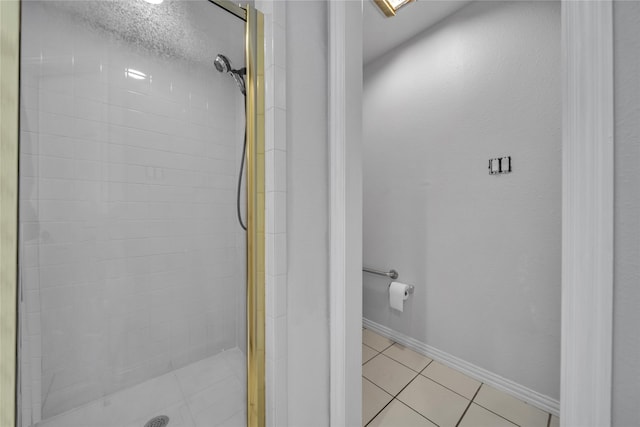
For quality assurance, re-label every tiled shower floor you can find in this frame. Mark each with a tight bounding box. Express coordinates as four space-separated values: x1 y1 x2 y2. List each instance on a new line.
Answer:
362 329 560 427
36 348 246 427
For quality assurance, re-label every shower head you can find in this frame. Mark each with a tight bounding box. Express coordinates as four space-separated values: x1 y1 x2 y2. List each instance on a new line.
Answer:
215 53 246 95
214 54 232 73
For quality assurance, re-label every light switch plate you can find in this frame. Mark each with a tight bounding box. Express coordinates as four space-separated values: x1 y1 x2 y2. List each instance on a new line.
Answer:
489 156 512 175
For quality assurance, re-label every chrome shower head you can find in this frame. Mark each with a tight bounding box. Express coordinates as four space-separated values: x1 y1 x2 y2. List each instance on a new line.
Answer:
214 53 246 95
214 54 232 73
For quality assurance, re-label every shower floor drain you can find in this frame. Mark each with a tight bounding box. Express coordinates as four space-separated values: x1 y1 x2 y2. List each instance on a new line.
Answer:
144 415 169 427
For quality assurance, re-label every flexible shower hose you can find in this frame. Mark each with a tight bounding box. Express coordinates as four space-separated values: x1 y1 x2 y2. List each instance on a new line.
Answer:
237 96 247 231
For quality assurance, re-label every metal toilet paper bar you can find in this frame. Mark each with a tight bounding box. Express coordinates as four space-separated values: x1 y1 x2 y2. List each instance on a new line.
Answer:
363 267 414 294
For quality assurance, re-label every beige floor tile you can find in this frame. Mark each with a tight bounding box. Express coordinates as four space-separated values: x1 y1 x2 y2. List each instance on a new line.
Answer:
363 329 394 352
397 375 469 427
363 378 393 426
474 385 549 427
382 344 432 372
421 361 480 399
363 344 378 365
550 415 559 427
458 403 517 427
367 400 437 427
363 354 418 395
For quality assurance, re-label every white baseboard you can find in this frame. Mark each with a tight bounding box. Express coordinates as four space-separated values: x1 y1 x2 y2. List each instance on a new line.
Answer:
362 318 560 417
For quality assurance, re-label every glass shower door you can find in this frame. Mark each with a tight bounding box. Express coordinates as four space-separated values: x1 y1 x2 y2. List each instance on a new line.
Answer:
18 1 248 426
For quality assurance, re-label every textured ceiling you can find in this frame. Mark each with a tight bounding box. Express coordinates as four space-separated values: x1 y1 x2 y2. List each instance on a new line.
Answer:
363 0 473 65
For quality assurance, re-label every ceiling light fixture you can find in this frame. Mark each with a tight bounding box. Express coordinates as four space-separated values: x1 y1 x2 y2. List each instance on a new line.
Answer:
144 0 164 4
374 0 414 17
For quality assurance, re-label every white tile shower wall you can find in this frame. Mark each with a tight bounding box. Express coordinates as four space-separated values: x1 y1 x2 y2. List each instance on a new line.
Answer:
19 1 246 421
235 90 248 357
255 1 288 426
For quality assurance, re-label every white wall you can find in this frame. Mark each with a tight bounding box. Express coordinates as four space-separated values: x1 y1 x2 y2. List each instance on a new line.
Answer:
286 1 330 425
363 0 561 400
340 2 364 426
19 1 245 422
612 1 640 425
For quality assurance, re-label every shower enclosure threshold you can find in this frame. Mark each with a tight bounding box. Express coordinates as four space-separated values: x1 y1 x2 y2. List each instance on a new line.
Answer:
32 348 246 427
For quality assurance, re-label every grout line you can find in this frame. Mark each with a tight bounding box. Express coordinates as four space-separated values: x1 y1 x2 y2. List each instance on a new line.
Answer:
455 383 482 427
378 342 434 374
393 375 464 427
363 335 440 426
362 342 380 365
363 341 394 355
470 403 520 427
471 384 521 427
362 356 376 365
363 344 423 426
363 398 392 426
418 359 433 374
216 409 245 427
418 371 479 402
363 377 393 400
364 334 537 427
363 328 395 354
363 320 559 417
364 335 479 427
371 353 416 375
40 371 56 415
388 371 419 400
393 399 441 427
362 350 382 367
172 370 198 426
364 355 438 426
363 354 420 388
362 342 378 353
386 399 442 427
379 342 395 353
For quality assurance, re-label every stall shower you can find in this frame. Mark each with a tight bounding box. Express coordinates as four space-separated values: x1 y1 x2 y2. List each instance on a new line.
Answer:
17 1 248 426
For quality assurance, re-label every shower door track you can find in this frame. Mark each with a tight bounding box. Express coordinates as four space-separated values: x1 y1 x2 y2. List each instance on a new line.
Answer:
209 0 247 21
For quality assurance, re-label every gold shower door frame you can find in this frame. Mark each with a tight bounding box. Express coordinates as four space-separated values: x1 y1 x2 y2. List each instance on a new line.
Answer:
0 1 20 426
243 4 266 427
0 1 265 426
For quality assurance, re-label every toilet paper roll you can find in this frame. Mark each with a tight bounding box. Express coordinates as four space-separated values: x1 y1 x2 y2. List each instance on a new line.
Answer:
389 281 410 312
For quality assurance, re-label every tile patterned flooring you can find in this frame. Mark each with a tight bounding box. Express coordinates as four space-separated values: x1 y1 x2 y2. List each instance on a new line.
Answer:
36 330 558 427
35 348 246 427
362 329 560 427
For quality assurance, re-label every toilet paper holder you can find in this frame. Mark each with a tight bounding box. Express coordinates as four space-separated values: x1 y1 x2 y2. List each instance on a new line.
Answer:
363 267 415 294
389 282 415 295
